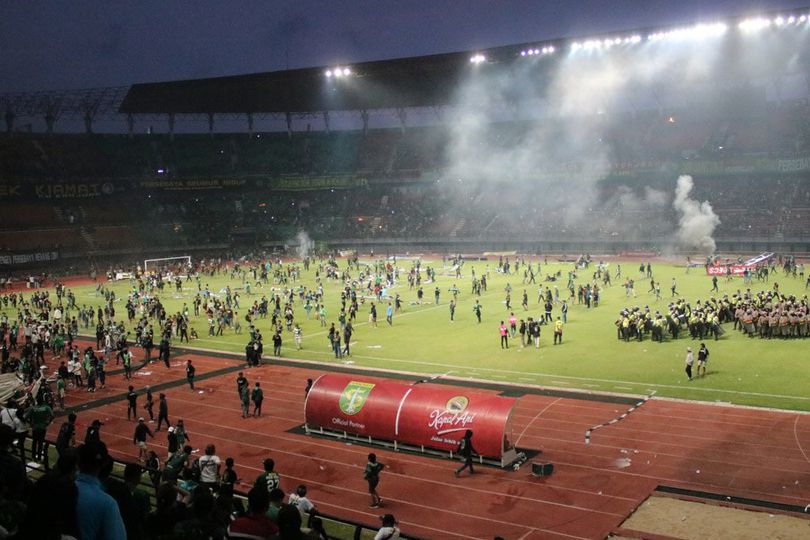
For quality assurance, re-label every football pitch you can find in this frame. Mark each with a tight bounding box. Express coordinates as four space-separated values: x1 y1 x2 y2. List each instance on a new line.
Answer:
71 259 810 411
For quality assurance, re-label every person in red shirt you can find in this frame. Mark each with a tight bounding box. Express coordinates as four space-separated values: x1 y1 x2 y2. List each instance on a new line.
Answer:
228 486 279 539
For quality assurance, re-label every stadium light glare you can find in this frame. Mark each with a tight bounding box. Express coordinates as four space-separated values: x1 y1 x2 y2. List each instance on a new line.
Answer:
343 67 351 76
738 17 772 32
520 50 526 56
647 22 726 41
325 70 332 77
470 53 486 64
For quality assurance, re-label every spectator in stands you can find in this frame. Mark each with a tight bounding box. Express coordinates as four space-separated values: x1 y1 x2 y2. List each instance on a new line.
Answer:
145 483 189 538
84 419 103 445
255 458 281 496
173 486 227 539
0 424 29 535
289 484 329 539
228 486 279 539
102 461 149 540
220 457 238 488
74 440 127 540
198 444 222 490
1 399 30 462
27 396 54 462
18 447 78 540
375 514 401 540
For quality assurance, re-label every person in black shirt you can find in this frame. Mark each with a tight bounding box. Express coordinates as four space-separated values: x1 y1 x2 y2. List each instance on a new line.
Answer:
126 386 138 421
454 430 477 477
186 360 196 390
156 394 169 431
133 417 154 463
85 419 103 444
236 372 248 399
144 386 154 421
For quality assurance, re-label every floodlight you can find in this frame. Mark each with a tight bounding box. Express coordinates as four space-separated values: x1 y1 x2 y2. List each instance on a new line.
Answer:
343 67 351 75
520 51 526 56
775 16 784 26
470 54 486 64
325 70 332 77
788 16 796 23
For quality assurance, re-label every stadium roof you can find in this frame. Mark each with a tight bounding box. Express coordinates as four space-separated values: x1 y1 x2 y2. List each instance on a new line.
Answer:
114 6 809 115
119 50 478 114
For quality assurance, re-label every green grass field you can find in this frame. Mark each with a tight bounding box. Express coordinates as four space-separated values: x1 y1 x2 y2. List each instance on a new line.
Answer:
70 259 810 411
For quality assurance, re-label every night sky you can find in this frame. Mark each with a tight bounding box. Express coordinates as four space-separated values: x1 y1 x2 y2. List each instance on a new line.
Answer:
1 0 808 93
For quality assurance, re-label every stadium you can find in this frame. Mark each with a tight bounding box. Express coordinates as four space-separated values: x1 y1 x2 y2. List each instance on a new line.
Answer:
1 3 809 540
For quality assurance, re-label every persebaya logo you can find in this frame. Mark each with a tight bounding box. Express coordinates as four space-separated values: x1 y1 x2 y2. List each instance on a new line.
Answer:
445 396 469 413
339 381 375 415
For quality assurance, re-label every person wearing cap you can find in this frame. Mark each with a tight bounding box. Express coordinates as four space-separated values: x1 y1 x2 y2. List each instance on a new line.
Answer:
685 347 694 380
133 417 154 463
75 440 127 540
375 513 400 540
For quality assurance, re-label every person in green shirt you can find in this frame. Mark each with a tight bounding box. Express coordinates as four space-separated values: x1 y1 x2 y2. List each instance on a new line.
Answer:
254 458 280 495
27 398 54 462
364 453 385 508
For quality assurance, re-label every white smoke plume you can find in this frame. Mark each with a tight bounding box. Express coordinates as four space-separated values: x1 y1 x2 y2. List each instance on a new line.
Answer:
440 37 728 237
673 175 720 254
295 230 313 259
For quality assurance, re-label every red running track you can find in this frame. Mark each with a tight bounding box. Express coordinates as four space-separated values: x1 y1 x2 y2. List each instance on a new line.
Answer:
44 350 810 540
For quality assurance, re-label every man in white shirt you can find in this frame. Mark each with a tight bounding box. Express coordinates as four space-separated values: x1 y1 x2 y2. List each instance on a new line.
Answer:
198 443 221 488
375 514 400 540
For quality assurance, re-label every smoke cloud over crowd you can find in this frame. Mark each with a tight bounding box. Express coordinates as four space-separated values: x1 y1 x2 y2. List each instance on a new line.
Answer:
435 30 797 247
673 175 720 254
295 230 313 259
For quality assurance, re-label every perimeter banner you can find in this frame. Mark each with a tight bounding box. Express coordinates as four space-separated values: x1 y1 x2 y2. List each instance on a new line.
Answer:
305 373 517 459
0 250 59 266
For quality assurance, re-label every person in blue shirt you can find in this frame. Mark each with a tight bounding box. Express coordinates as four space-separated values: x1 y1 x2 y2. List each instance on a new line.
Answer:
75 440 127 540
386 303 394 326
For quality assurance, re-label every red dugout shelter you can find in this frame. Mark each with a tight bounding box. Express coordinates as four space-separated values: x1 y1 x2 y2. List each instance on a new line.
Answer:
304 373 523 468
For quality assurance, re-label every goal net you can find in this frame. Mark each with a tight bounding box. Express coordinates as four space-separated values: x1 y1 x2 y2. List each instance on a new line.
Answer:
143 256 192 277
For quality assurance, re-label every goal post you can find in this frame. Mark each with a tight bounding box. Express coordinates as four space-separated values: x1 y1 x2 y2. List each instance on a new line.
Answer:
143 256 192 276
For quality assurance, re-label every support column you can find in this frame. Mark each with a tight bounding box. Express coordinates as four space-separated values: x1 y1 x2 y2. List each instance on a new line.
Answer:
323 111 330 134
247 113 254 137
